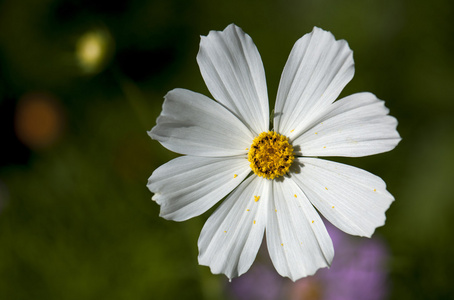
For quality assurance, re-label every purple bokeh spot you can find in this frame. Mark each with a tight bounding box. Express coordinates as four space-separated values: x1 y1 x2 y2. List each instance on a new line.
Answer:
227 220 390 300
227 263 284 300
303 222 390 300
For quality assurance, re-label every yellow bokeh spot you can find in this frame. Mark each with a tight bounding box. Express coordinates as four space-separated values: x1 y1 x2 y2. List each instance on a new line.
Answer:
76 28 113 74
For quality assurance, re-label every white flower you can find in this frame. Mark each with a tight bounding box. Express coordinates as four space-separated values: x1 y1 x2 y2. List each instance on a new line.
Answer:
147 24 401 281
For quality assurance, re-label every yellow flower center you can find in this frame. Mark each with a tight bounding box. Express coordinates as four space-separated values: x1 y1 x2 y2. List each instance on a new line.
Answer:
248 131 294 180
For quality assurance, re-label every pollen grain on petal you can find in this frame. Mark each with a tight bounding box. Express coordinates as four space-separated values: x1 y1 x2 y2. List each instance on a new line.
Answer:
254 195 260 202
294 194 297 198
233 174 238 178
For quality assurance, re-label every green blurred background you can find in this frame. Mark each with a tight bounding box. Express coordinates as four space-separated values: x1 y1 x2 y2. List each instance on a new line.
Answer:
1 0 453 299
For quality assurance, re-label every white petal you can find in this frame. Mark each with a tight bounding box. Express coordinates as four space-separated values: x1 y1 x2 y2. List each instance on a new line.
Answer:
274 27 354 138
293 92 401 157
292 157 395 237
266 178 334 281
198 176 269 279
149 88 254 156
197 24 269 135
148 156 250 221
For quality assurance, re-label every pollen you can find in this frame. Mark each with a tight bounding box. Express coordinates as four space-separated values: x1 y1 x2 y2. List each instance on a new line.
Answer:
254 196 260 202
248 131 294 180
233 174 238 178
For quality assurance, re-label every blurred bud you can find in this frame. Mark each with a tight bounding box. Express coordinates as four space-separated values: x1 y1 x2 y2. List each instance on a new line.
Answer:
288 277 322 300
14 92 65 150
76 28 114 74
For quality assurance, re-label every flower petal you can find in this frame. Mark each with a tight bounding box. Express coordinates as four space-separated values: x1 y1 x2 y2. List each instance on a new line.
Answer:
197 24 269 135
292 157 395 237
148 156 250 221
198 176 269 279
274 27 354 138
293 92 401 157
266 178 334 281
149 88 254 156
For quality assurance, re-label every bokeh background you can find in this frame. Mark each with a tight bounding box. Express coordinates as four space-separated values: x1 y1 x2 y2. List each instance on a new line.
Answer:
1 0 453 299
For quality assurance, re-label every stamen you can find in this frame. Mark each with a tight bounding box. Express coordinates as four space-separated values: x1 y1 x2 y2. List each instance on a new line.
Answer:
248 131 294 179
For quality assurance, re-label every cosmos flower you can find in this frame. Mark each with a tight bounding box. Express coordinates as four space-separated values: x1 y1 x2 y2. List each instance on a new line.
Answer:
148 24 400 281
